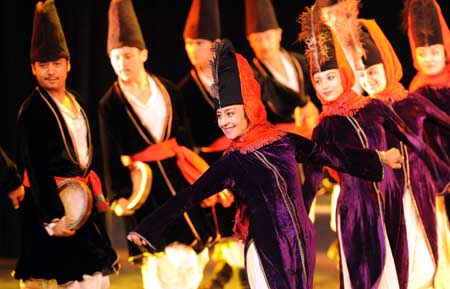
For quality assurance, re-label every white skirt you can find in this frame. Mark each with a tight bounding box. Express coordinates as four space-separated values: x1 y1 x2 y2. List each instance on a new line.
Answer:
246 241 271 289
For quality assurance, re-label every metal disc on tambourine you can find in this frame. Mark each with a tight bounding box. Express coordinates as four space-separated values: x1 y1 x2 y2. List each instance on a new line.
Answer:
127 161 152 211
58 179 93 230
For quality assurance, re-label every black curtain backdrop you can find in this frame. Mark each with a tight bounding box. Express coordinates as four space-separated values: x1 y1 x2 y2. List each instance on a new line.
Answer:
0 0 448 257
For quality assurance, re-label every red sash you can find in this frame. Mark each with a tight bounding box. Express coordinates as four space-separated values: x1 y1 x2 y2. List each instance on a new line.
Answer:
199 136 231 153
130 138 209 185
23 170 109 212
273 122 313 139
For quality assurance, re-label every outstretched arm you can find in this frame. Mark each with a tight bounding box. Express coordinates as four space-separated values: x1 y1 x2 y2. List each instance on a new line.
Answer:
290 133 401 182
128 156 235 251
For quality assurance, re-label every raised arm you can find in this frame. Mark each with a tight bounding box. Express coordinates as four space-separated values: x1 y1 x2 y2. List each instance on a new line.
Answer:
289 133 389 182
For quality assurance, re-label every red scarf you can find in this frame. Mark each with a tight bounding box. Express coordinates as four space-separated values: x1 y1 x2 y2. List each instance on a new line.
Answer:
225 54 286 155
226 123 286 154
320 90 371 120
359 19 409 104
310 25 371 119
410 64 450 91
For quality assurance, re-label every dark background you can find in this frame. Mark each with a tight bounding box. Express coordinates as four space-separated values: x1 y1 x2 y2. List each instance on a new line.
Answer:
1 0 449 257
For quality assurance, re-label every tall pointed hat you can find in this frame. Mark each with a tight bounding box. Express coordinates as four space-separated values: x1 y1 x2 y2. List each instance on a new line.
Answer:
403 0 443 48
183 0 220 41
315 0 340 9
245 0 279 34
107 0 146 53
210 39 267 126
30 0 70 63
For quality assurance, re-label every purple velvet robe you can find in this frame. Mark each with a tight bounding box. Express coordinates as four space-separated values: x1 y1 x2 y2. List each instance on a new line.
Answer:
132 133 383 289
414 86 449 164
304 99 450 289
409 86 450 224
389 91 450 265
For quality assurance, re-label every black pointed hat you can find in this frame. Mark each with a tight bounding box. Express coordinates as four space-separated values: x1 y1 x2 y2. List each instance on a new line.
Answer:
360 30 383 68
406 0 443 47
245 0 279 35
210 39 243 109
30 0 70 63
183 0 220 41
107 0 146 53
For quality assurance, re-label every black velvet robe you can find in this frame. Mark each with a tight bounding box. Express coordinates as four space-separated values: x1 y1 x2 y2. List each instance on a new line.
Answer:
177 69 236 237
0 145 22 194
98 74 216 257
14 86 118 284
177 69 224 163
252 49 322 125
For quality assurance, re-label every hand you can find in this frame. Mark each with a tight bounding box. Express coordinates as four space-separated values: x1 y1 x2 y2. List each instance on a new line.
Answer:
8 185 25 209
200 189 235 208
112 197 136 216
53 218 76 237
217 189 234 208
381 148 403 169
201 194 218 208
302 101 320 129
127 232 149 247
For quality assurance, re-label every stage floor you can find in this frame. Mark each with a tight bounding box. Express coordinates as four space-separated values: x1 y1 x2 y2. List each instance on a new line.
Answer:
0 194 339 289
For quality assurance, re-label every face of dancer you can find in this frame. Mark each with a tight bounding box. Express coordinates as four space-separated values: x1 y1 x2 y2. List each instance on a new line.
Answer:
313 69 344 102
31 57 70 95
184 38 214 70
357 63 387 95
415 44 446 76
247 28 282 63
109 46 148 83
217 104 250 140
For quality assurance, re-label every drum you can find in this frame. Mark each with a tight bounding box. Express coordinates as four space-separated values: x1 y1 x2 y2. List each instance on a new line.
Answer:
127 161 152 211
58 179 93 230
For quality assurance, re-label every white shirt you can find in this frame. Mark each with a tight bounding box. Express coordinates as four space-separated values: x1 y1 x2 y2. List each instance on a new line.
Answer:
122 75 168 142
262 52 299 93
53 95 89 169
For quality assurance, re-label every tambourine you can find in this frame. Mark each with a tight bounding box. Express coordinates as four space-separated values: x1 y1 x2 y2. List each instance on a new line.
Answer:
127 161 152 211
58 179 93 230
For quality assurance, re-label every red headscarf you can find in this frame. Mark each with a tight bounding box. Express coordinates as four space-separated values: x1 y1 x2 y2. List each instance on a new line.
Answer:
224 53 286 154
360 19 408 103
311 25 371 120
408 0 450 90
